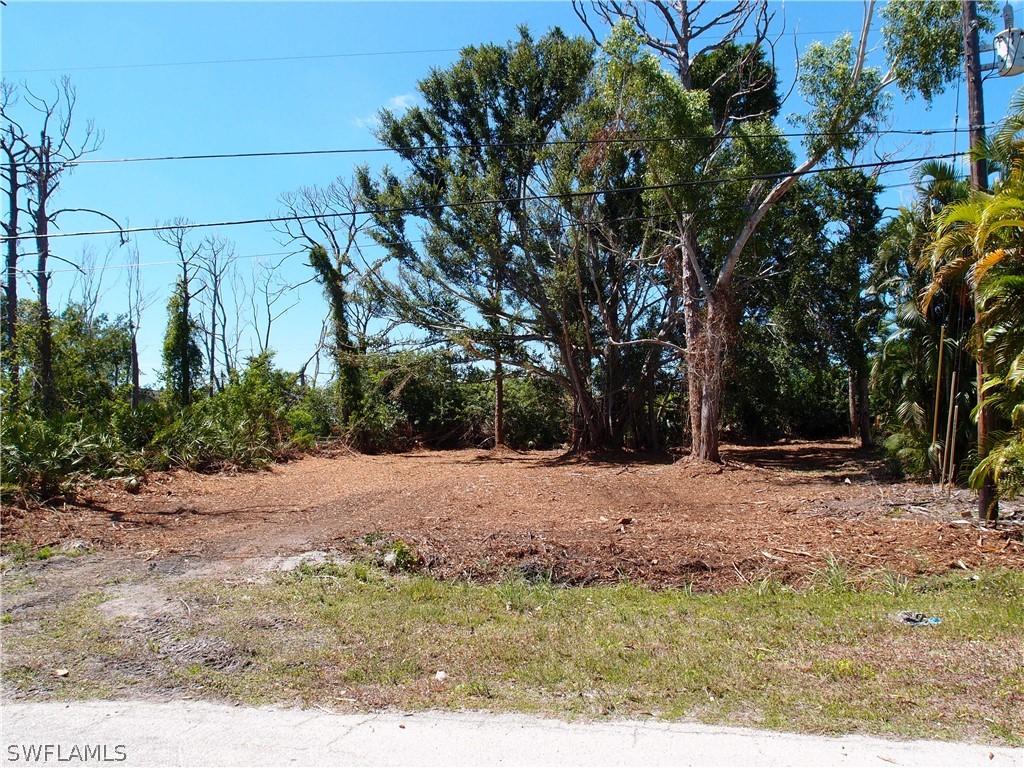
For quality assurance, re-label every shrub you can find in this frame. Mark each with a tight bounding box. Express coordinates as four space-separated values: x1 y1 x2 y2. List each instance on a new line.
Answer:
0 413 122 499
286 386 338 442
152 354 297 470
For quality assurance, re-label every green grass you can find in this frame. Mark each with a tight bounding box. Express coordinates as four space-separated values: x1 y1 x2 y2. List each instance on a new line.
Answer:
2 564 1022 744
1 540 54 565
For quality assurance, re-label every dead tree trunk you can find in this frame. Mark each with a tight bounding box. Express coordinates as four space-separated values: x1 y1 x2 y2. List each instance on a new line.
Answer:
32 136 56 414
1 86 26 397
130 331 140 409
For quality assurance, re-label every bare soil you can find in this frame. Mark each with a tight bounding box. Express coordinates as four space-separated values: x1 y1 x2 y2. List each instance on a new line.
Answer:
3 439 1023 589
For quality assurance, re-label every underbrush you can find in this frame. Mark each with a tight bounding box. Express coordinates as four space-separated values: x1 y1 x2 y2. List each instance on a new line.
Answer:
1 351 569 504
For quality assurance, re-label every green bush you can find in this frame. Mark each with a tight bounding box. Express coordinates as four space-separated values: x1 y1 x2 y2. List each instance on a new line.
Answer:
0 413 123 499
347 396 413 453
286 386 338 442
352 351 467 451
153 354 297 470
972 433 1024 499
501 376 569 449
111 400 169 452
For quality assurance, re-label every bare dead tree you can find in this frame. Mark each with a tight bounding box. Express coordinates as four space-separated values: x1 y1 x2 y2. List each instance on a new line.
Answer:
249 253 303 356
274 178 379 420
297 316 331 389
18 77 124 414
193 234 237 392
1 82 29 395
224 260 252 371
575 0 778 125
125 241 157 409
274 179 376 343
70 242 114 327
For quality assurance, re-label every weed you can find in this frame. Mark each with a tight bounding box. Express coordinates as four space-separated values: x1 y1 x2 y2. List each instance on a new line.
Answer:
814 554 852 593
755 575 788 597
496 575 534 613
1 541 53 564
812 658 878 681
457 679 494 698
383 540 421 573
494 574 556 614
875 570 911 598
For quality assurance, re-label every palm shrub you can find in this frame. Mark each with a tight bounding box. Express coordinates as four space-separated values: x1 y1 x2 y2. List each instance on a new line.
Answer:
0 413 124 499
153 353 297 470
969 271 1024 497
870 162 972 477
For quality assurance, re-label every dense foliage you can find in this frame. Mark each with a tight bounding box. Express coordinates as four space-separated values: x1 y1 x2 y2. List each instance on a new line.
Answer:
3 3 1022 514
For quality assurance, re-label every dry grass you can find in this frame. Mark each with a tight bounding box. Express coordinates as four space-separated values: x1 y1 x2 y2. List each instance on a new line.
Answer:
4 561 1022 744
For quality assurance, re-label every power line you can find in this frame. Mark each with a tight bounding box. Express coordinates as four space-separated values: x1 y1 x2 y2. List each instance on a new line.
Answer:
4 48 463 75
64 126 978 167
4 28 864 76
1 151 962 243
29 249 302 276
20 177 938 275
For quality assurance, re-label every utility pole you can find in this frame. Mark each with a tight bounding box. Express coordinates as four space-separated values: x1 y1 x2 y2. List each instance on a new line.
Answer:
961 0 999 523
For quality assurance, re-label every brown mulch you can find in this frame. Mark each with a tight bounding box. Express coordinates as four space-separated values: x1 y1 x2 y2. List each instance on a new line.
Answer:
3 439 1023 590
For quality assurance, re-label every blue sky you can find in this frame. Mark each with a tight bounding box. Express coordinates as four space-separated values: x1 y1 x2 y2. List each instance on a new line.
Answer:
2 1 1023 385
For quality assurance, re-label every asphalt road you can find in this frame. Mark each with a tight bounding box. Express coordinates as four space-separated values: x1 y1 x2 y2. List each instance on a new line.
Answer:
2 701 1021 767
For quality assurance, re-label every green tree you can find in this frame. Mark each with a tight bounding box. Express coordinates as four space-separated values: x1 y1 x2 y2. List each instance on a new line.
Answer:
162 278 203 409
870 162 972 478
574 0 990 461
275 179 377 424
815 170 884 447
358 27 595 448
926 95 1024 514
308 243 362 423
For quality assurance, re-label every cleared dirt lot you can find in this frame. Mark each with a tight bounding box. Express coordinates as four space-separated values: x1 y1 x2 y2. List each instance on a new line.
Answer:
4 439 1023 588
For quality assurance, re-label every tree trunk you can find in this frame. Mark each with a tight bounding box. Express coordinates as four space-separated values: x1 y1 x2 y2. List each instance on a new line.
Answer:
181 283 192 407
848 353 873 448
34 266 55 413
4 154 19 397
679 234 729 463
687 297 729 463
963 0 998 522
493 354 505 447
34 155 56 415
689 330 726 462
558 322 604 452
130 331 141 410
207 289 218 394
856 364 873 449
976 357 998 521
848 370 858 439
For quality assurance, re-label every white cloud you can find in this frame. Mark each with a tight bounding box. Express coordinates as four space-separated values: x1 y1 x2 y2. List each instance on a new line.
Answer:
388 93 416 110
351 93 417 131
351 114 381 131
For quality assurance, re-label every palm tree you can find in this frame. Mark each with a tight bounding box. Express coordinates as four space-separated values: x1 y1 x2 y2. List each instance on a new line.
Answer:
925 90 1024 513
870 162 971 478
